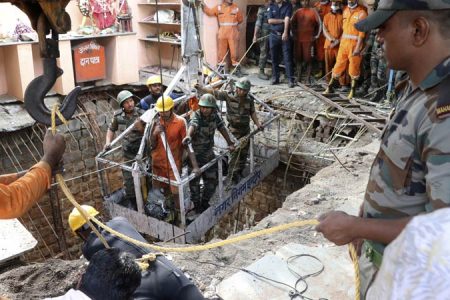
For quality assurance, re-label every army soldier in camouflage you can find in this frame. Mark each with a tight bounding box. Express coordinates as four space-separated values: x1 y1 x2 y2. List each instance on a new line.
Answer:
196 78 263 184
253 0 271 80
184 94 235 214
367 30 388 102
104 90 144 210
316 0 450 298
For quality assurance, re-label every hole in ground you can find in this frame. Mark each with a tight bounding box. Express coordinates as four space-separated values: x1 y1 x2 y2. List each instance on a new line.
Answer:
204 162 318 242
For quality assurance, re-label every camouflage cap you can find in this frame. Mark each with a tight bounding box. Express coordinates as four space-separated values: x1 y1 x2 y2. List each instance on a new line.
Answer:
355 0 450 32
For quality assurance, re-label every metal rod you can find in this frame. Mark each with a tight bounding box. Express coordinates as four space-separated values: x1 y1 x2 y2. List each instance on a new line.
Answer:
163 230 190 243
19 135 39 162
298 83 382 134
178 184 186 228
250 136 254 174
132 162 145 214
218 157 223 202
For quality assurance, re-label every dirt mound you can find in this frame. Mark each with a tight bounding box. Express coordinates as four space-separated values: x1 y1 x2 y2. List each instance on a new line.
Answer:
0 259 85 299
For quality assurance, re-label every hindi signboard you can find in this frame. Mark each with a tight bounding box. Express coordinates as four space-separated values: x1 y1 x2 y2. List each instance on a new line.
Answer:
72 40 106 83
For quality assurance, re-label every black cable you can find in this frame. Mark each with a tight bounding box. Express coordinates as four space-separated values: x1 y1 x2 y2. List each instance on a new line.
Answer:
182 253 325 300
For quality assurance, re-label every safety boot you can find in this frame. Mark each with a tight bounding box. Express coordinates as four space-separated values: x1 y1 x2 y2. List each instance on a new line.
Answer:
323 77 339 95
258 68 269 80
314 61 324 79
233 65 246 77
348 79 357 99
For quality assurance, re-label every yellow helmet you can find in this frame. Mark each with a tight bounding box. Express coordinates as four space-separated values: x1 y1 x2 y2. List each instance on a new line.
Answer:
68 205 99 233
155 96 174 112
147 75 162 86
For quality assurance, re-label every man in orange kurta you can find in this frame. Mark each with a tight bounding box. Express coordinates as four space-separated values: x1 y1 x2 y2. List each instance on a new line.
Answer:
323 0 343 82
313 0 331 78
324 0 367 99
202 0 244 74
0 131 65 219
291 0 321 83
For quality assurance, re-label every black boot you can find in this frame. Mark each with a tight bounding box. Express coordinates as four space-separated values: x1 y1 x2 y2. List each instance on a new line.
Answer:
233 65 247 77
323 77 339 94
348 79 357 99
314 61 324 79
258 68 269 80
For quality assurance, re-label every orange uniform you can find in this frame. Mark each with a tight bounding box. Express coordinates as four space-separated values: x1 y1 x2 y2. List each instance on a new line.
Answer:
313 1 331 62
323 11 343 80
151 114 187 191
0 161 51 219
203 3 243 66
291 8 320 62
331 5 367 79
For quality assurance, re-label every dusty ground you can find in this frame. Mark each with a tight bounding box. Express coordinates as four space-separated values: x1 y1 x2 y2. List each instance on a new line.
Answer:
0 73 381 299
0 140 379 299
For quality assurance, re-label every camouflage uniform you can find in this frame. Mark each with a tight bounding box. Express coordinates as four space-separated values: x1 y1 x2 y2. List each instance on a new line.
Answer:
360 58 450 297
255 5 271 71
189 110 225 212
108 108 144 209
212 89 255 179
358 29 376 94
368 30 388 101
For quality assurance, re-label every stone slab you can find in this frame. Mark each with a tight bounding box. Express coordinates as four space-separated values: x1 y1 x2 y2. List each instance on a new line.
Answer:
217 243 355 300
0 103 35 133
0 219 37 263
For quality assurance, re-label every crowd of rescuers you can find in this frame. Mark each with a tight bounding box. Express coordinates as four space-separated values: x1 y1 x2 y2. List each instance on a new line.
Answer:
249 0 403 104
103 75 262 223
1 1 449 294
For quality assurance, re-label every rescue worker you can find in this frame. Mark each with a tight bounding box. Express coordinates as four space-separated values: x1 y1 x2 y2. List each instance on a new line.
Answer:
316 1 450 298
201 0 244 76
323 0 367 99
313 0 331 78
46 248 141 300
367 30 388 102
253 0 271 80
268 0 295 87
291 0 321 83
183 94 236 213
104 90 144 210
139 75 163 110
139 75 180 110
147 96 199 221
322 0 343 83
196 78 262 183
0 130 65 219
68 206 205 299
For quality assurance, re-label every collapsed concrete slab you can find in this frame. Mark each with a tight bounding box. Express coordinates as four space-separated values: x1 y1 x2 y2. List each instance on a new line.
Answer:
217 243 355 300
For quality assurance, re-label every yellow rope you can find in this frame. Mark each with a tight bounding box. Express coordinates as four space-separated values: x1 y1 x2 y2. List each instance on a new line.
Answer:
348 243 361 300
50 104 361 298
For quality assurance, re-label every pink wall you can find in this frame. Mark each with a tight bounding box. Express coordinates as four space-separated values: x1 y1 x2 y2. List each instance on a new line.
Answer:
0 49 6 95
